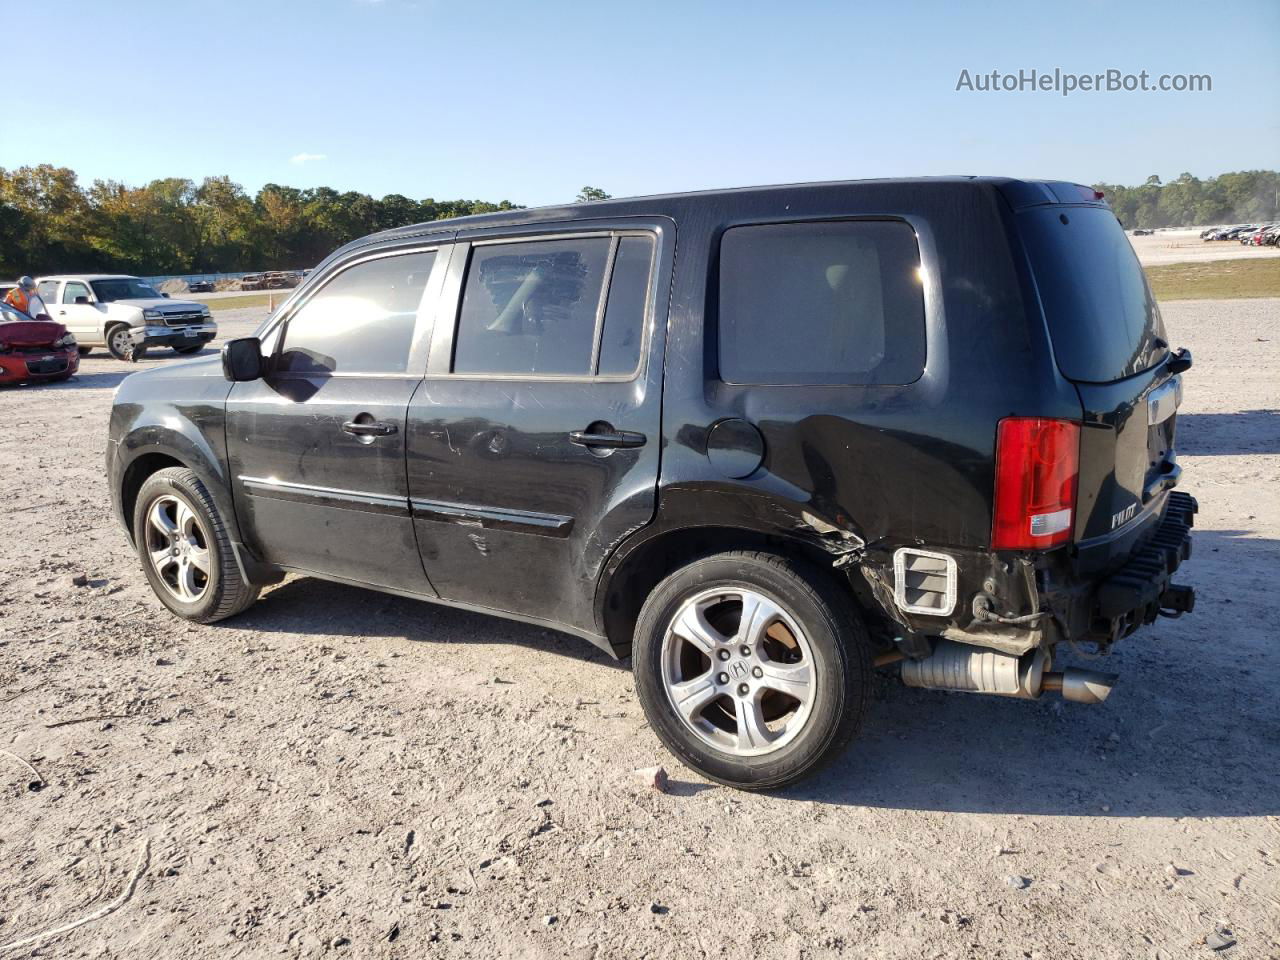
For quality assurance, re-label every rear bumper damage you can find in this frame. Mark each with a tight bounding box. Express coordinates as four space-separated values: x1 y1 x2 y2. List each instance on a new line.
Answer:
1047 490 1197 650
872 490 1197 704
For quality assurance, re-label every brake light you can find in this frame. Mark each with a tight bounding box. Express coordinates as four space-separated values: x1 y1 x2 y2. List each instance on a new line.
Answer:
991 417 1080 550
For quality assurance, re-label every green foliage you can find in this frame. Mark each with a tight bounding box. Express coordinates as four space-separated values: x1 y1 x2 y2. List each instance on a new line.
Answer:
0 166 523 276
576 186 612 202
1097 170 1280 229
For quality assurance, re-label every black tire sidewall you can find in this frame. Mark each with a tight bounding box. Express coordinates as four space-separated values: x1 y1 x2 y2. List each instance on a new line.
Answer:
633 553 865 789
132 471 225 621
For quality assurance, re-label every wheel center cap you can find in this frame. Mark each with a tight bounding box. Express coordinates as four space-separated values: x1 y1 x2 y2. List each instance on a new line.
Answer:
729 660 749 682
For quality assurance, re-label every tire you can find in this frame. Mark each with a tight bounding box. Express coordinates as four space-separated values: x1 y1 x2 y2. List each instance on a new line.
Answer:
173 344 203 355
106 324 134 360
632 550 871 790
77 346 93 357
132 467 259 623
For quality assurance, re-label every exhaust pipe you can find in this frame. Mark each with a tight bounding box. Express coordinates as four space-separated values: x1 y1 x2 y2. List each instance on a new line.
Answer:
1040 668 1118 704
900 640 1117 703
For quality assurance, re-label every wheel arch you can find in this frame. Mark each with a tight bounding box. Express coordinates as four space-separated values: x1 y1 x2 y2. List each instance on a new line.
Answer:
116 438 281 587
596 522 871 658
120 451 187 544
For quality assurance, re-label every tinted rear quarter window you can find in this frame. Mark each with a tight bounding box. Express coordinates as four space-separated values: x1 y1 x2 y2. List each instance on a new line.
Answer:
1018 206 1168 382
718 220 926 385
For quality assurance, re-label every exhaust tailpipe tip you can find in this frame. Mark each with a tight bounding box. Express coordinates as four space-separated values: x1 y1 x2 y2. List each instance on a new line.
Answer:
1043 668 1119 704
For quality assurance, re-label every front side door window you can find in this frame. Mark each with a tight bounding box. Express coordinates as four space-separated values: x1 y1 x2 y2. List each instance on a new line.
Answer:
278 250 436 376
62 281 91 304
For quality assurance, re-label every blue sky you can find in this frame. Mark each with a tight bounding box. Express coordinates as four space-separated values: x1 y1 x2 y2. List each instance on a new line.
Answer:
4 0 1277 206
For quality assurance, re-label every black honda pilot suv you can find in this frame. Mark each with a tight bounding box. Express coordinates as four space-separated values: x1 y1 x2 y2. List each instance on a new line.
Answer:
108 178 1196 789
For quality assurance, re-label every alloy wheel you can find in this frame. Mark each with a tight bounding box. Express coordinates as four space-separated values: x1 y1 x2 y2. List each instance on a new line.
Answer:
660 587 816 757
144 495 211 603
110 327 133 357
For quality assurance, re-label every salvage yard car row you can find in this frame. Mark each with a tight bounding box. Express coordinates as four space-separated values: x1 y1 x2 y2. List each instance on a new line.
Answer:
1200 222 1280 244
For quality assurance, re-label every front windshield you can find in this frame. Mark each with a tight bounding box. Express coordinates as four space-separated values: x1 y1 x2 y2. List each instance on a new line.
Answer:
90 278 162 302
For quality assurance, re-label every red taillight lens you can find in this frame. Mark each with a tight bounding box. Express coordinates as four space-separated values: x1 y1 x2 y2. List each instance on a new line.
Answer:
991 417 1080 551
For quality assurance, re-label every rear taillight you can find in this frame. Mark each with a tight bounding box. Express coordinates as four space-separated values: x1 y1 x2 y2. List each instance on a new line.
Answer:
991 417 1080 551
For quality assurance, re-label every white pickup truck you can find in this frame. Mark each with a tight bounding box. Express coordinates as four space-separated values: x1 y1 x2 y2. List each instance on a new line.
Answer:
34 274 218 360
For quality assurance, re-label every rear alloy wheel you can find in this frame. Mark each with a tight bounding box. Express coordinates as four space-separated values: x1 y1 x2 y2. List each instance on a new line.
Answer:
133 467 259 622
106 324 134 360
633 551 871 789
660 587 817 756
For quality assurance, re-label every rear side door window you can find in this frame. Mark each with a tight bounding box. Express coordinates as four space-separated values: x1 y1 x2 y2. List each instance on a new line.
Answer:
451 234 654 378
717 220 926 385
37 280 59 303
278 250 436 375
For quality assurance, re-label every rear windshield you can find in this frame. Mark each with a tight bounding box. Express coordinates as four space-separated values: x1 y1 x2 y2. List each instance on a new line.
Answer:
1019 206 1167 382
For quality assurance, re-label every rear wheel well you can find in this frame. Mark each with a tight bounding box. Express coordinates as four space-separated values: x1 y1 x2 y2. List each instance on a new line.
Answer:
600 527 859 655
121 453 185 543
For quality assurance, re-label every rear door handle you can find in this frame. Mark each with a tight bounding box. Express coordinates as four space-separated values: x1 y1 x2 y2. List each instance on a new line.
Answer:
342 420 398 437
568 429 646 449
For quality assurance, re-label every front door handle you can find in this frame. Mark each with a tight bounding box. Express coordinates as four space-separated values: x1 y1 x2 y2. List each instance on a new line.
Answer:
568 428 646 449
342 420 398 438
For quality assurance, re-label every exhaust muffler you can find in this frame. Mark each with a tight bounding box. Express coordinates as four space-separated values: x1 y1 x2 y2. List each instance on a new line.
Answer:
900 640 1116 703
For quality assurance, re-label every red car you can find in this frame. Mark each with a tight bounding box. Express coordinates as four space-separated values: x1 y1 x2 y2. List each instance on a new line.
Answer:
0 301 79 385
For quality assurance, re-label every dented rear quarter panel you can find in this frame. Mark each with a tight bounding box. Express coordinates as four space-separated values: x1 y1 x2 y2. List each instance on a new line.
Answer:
601 179 1084 641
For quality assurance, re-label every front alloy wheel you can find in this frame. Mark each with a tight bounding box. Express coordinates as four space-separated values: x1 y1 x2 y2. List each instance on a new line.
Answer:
143 495 211 603
132 467 259 622
107 324 135 360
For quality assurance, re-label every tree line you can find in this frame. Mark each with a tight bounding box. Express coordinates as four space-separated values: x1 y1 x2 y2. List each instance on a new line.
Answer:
1095 170 1280 230
3 164 1276 276
0 165 525 277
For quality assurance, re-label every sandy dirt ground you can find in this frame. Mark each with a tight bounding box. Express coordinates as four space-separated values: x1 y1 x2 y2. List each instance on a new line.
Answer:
1 298 1278 960
1128 229 1280 267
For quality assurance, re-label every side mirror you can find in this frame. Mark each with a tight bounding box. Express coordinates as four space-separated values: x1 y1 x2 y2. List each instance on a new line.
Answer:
221 337 264 382
162 292 171 298
1166 347 1192 375
74 295 91 305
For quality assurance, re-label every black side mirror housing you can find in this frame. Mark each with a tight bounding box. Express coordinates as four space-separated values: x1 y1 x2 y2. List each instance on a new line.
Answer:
162 292 171 298
1166 347 1192 375
74 295 91 305
222 337 264 382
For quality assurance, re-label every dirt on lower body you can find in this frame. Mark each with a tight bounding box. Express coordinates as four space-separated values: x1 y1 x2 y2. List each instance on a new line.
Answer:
0 300 1277 959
